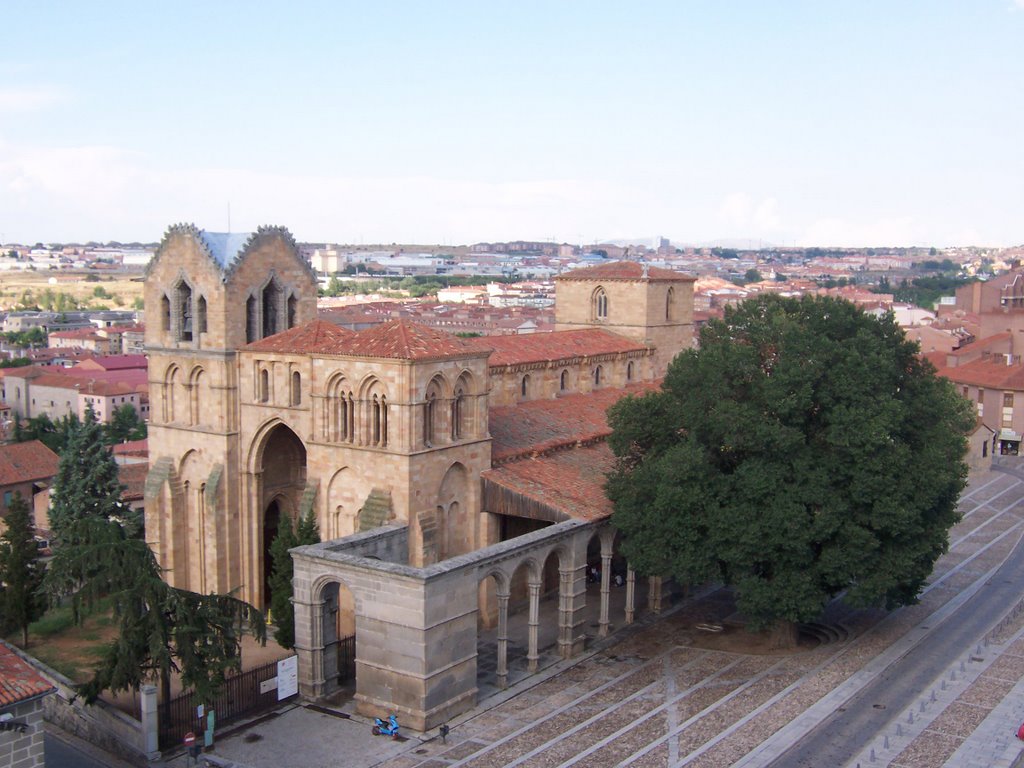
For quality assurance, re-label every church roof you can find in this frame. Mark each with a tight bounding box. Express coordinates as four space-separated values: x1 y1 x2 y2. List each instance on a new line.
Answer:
489 380 661 463
337 320 485 361
197 232 253 268
244 320 356 353
471 328 649 367
482 442 615 522
555 261 694 282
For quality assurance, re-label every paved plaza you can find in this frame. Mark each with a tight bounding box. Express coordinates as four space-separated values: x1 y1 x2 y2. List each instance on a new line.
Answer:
172 469 1024 768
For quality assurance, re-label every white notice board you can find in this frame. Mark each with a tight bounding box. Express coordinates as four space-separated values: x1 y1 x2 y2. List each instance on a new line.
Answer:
277 655 298 700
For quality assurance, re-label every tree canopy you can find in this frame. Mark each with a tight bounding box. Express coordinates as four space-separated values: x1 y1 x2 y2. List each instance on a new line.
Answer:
606 294 974 632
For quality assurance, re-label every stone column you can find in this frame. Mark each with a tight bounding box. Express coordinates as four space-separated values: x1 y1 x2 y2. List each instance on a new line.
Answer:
527 581 541 673
496 590 510 689
625 568 636 625
140 684 160 761
295 591 326 699
557 568 575 658
599 552 612 637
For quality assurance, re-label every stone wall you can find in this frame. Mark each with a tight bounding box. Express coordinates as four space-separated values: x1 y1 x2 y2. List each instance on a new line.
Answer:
0 696 45 768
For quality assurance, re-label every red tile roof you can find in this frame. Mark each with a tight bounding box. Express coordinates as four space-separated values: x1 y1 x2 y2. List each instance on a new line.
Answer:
469 329 649 367
489 381 661 463
0 641 54 706
339 320 484 360
483 442 616 522
937 358 1024 390
244 319 356 353
0 440 60 487
112 439 148 457
118 462 148 502
556 261 694 282
75 355 147 371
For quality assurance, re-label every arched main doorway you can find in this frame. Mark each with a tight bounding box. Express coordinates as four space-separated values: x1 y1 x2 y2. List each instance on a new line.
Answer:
319 579 357 697
257 423 307 609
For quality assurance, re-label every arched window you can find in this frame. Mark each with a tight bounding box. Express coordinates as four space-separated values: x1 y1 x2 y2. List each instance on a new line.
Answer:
451 388 465 440
291 371 301 406
666 287 675 321
262 281 281 338
372 394 388 447
593 287 609 321
259 369 269 403
626 361 634 381
196 295 208 335
175 281 193 342
287 294 297 329
520 375 530 399
161 294 171 333
246 296 258 343
560 369 568 391
423 392 436 446
594 365 603 387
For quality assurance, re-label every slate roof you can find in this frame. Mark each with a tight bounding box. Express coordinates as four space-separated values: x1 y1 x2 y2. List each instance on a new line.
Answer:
244 320 356 354
555 261 694 282
470 329 649 367
198 232 253 268
0 641 54 707
0 440 60 487
489 380 660 463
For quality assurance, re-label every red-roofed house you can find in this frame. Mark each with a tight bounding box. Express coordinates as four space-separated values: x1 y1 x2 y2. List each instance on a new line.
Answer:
0 641 55 768
0 440 59 524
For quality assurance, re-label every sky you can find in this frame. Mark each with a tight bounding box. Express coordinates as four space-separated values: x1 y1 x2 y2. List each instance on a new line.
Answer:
2 2 1023 247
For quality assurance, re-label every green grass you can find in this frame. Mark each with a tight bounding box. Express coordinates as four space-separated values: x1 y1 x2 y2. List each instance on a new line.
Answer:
28 605 76 636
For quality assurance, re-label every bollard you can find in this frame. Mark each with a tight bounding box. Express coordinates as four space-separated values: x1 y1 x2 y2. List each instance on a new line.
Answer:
884 735 889 750
920 700 926 713
942 679 946 691
908 711 915 724
931 689 937 702
897 724 903 737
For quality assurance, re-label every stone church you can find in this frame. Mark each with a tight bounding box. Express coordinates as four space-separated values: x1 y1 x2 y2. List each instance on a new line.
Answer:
144 223 694 729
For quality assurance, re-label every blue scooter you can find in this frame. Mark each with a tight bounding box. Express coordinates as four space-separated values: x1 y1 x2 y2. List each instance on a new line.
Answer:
372 714 400 739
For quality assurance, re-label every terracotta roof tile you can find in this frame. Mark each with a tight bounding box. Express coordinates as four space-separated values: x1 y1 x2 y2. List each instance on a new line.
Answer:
118 462 147 502
556 261 694 282
0 440 60 487
337 320 484 361
482 442 615 522
244 320 356 353
112 439 148 456
489 381 661 463
468 329 649 367
937 358 1024 390
0 641 54 707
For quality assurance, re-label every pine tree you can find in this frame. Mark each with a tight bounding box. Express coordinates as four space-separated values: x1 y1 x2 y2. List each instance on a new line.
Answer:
0 493 46 647
49 407 126 543
269 510 320 649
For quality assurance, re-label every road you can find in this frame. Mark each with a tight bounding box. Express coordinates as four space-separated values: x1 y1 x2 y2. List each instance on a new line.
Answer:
771 488 1024 766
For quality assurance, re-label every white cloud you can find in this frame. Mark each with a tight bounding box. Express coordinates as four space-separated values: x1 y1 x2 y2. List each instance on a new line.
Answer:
0 86 65 113
717 193 784 234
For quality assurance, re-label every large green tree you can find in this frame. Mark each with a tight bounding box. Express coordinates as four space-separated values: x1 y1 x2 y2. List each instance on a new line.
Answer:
0 493 46 647
268 509 320 649
48 408 128 542
44 517 266 705
606 295 974 639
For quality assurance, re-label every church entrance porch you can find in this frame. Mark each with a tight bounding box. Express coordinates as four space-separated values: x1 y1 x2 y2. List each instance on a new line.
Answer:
291 520 676 732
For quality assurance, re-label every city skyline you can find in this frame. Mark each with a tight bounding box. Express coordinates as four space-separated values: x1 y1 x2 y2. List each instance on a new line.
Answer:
2 1 1023 247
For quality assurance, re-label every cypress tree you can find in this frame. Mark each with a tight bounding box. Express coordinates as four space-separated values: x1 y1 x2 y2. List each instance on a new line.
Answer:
49 406 126 543
0 493 46 647
269 510 320 649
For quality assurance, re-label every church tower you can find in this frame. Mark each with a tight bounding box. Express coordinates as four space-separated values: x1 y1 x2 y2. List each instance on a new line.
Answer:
144 224 318 599
554 261 695 376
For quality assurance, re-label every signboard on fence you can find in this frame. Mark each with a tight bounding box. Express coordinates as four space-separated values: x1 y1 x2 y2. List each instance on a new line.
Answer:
277 655 298 700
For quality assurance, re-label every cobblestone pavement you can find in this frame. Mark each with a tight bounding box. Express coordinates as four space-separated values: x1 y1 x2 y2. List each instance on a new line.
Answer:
195 469 1024 768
